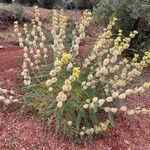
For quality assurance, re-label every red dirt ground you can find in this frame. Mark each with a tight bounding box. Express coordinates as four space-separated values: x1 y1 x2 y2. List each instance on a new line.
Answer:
0 36 150 150
0 10 150 150
0 38 22 89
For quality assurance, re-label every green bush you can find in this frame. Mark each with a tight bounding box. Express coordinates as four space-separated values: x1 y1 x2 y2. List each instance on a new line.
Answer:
37 0 61 9
90 0 100 6
57 0 99 10
13 3 24 20
14 0 38 6
93 0 150 57
0 3 25 24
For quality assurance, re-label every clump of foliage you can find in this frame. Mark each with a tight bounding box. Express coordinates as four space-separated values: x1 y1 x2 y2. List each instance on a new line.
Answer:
37 0 61 9
0 3 25 21
1 6 149 141
93 0 150 57
61 0 99 10
64 18 76 47
13 3 24 20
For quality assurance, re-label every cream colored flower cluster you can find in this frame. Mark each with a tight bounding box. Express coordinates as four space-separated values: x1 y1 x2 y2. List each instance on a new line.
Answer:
46 52 72 92
83 17 117 69
70 10 92 56
80 120 110 136
82 21 139 91
56 67 81 108
51 9 68 57
0 88 18 105
46 10 92 92
14 6 48 86
14 21 31 86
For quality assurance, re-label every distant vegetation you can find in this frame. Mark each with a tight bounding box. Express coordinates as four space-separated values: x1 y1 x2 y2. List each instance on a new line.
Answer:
0 0 149 58
0 0 99 9
94 0 150 57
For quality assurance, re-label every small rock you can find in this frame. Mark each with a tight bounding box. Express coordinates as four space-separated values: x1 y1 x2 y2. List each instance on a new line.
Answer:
124 140 130 144
8 68 15 72
0 45 4 49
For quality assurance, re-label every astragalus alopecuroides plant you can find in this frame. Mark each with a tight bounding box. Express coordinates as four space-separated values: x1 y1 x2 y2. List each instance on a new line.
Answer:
13 6 150 140
0 88 18 105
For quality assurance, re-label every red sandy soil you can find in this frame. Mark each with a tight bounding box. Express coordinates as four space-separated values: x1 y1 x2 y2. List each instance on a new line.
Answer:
0 38 22 89
0 36 150 150
0 10 150 150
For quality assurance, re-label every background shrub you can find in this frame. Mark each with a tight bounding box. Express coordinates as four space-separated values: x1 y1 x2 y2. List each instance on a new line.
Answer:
0 0 100 9
0 3 25 27
13 3 24 20
93 0 150 57
37 0 61 9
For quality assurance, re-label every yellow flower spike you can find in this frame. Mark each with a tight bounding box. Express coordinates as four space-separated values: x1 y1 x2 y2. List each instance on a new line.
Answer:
99 120 110 132
60 52 72 64
143 51 150 62
73 67 80 74
113 17 117 21
132 57 138 63
69 75 76 82
140 61 146 67
145 52 149 55
143 82 150 88
134 54 139 58
71 67 81 79
119 29 123 33
123 58 129 64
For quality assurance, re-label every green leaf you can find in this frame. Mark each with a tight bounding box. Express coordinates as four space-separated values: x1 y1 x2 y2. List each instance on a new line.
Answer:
108 112 116 127
47 100 57 115
76 108 84 131
89 110 98 125
55 110 63 134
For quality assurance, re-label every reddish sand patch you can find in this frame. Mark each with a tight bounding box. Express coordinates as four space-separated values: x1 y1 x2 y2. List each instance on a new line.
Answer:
0 38 22 89
0 106 150 150
0 39 22 71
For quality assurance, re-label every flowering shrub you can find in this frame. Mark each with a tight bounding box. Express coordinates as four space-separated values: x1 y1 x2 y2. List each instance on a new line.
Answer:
12 6 150 140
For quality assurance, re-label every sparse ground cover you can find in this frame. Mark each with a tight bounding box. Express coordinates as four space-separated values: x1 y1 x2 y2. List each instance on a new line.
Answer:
0 4 150 150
